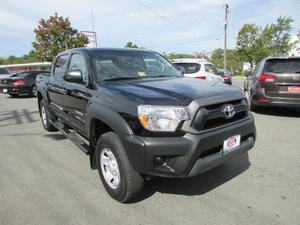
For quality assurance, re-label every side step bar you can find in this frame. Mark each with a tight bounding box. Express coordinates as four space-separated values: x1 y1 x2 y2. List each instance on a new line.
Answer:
52 120 90 155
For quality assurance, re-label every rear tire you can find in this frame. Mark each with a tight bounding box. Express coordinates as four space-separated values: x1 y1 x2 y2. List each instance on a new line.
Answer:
96 132 144 203
40 99 57 132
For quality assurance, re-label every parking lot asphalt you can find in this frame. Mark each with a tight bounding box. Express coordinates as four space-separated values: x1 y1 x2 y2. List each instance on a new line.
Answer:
0 78 299 225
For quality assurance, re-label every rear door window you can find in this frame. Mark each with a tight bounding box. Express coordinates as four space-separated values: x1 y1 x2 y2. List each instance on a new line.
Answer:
264 59 300 74
174 63 200 74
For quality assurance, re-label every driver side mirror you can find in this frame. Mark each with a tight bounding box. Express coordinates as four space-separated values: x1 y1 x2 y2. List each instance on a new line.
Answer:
63 69 83 83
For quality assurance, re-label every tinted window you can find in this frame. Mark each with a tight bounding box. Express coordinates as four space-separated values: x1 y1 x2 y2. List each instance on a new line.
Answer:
54 55 68 79
264 59 300 74
174 63 200 74
0 68 9 74
11 72 31 78
38 72 50 76
204 64 218 74
69 54 88 81
92 51 180 82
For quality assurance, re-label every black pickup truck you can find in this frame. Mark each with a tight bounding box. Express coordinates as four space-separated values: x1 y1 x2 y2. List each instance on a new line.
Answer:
37 48 256 202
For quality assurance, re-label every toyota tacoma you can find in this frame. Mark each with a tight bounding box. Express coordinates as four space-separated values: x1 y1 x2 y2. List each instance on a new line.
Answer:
37 48 256 202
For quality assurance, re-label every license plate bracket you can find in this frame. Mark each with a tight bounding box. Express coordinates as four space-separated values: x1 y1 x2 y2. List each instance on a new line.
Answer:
223 134 241 154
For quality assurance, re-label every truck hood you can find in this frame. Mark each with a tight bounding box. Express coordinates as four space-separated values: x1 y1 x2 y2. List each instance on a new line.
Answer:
99 77 245 106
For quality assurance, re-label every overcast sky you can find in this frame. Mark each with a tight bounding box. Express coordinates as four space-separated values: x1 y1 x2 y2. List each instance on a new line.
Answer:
0 0 299 57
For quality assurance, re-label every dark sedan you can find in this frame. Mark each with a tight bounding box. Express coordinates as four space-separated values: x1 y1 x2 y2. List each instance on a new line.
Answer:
217 69 232 85
0 71 50 97
244 56 300 110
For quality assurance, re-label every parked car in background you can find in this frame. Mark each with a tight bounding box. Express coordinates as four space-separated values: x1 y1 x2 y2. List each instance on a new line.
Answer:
0 68 11 79
244 56 300 110
232 68 241 76
173 59 223 83
36 71 51 84
217 69 232 85
0 71 50 97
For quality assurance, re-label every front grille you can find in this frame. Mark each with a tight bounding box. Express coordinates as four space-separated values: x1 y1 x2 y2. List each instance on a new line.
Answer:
192 99 249 131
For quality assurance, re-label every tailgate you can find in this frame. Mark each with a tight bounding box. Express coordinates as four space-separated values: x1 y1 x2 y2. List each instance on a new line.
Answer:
263 58 300 99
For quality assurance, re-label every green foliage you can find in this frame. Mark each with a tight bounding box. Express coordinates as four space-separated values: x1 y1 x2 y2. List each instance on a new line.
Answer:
211 48 242 69
164 53 195 60
32 13 89 62
0 51 39 65
237 16 294 68
124 42 140 48
267 16 294 56
236 23 261 68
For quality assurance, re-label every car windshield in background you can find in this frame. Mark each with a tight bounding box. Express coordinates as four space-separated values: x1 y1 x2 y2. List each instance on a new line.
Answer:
0 68 9 74
265 59 300 74
205 64 218 74
92 51 181 82
174 63 200 74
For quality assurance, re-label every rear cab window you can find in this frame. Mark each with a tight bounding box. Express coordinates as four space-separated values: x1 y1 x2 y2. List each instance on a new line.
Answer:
174 63 200 74
264 58 300 74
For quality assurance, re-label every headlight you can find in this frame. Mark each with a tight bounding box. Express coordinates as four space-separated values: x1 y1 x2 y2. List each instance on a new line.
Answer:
137 105 188 132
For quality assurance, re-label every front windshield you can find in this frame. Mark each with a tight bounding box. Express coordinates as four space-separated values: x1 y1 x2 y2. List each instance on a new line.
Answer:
93 51 181 82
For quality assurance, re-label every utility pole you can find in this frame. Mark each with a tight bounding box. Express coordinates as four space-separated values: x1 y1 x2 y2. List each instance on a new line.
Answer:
224 4 229 70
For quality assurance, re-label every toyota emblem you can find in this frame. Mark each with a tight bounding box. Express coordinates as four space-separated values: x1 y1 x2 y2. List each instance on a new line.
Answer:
222 104 235 119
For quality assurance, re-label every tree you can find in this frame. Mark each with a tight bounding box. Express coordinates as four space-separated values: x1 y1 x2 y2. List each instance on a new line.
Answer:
211 48 242 69
164 53 195 60
124 42 139 48
32 13 89 62
267 16 294 56
237 17 294 68
236 23 261 69
0 51 40 65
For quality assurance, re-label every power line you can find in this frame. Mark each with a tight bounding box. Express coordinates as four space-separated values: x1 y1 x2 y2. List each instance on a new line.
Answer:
134 0 185 32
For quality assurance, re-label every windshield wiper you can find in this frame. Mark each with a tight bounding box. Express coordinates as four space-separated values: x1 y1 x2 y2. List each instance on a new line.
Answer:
102 77 141 81
145 75 176 78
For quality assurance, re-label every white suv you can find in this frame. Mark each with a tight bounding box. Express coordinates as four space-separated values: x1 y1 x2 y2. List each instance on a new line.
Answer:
173 59 223 83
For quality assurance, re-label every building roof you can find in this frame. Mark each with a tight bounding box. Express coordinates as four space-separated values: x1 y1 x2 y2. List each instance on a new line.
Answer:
0 62 52 68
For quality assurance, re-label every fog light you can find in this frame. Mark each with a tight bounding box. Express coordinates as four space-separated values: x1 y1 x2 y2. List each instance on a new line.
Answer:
154 156 165 165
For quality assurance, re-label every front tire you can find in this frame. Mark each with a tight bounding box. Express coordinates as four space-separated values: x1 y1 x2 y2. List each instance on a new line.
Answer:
40 99 57 131
96 132 144 203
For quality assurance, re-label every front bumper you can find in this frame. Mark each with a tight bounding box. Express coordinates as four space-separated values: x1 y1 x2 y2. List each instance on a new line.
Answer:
121 115 256 178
